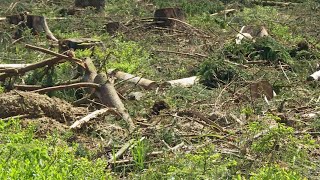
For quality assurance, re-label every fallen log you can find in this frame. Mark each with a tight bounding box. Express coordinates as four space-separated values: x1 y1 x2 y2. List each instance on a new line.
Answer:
107 69 158 90
164 76 199 88
252 1 299 6
31 82 100 94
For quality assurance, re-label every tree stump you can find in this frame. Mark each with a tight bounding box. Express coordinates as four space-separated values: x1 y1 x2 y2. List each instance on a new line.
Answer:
75 0 105 11
105 22 120 35
154 8 186 28
6 13 58 41
58 38 103 52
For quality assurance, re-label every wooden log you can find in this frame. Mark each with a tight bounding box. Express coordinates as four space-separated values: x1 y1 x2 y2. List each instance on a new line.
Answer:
164 76 199 88
75 0 105 11
154 8 186 28
107 69 158 90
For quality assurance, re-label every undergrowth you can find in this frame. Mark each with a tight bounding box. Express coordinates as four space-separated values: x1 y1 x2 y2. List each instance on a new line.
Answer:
0 118 111 179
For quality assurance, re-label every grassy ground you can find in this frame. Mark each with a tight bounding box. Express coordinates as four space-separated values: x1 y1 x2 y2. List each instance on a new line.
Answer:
0 0 320 179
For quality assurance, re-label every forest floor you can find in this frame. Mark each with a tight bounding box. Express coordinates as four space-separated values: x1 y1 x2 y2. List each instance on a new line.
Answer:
0 0 320 179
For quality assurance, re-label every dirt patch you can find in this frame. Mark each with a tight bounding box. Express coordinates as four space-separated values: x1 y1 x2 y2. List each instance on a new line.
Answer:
0 91 87 124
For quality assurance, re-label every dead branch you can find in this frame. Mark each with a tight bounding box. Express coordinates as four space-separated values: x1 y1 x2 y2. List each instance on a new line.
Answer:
253 1 299 6
154 49 207 58
31 82 100 94
70 108 116 129
177 110 224 132
0 57 62 81
107 69 158 90
13 84 42 91
25 44 84 66
0 64 31 69
210 9 237 16
108 139 136 163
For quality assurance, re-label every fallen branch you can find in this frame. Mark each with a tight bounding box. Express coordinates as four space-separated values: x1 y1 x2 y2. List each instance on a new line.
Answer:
31 82 100 94
0 57 62 81
210 9 237 16
25 44 84 66
0 64 31 69
253 1 299 6
108 139 136 163
70 108 116 129
177 110 224 132
107 69 158 90
154 49 207 58
109 137 147 164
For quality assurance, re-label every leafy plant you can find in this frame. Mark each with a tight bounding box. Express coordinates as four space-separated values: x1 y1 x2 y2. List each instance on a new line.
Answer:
198 56 243 88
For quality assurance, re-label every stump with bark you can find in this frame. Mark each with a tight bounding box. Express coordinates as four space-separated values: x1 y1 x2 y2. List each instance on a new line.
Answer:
6 13 58 41
154 8 186 28
105 22 120 35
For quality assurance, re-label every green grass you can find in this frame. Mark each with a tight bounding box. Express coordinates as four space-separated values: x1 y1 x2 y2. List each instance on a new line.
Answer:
0 118 111 179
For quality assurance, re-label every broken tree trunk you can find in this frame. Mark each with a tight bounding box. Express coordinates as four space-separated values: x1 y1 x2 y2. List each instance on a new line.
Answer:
7 14 58 41
154 8 186 28
107 69 158 90
93 73 135 131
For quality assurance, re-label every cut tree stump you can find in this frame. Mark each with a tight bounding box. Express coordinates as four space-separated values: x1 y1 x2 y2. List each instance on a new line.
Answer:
75 0 105 11
154 7 186 28
6 14 58 41
105 22 120 35
58 38 103 52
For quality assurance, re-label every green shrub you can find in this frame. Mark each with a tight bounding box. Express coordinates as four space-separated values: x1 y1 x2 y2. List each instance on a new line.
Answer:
198 56 244 88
